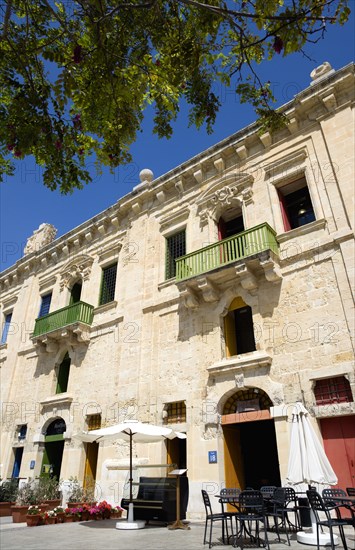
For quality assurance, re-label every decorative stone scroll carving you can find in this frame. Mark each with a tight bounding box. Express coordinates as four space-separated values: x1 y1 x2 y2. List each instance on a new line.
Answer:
260 255 282 283
197 277 219 303
179 284 200 309
59 255 94 291
24 223 57 255
196 173 254 225
235 264 258 294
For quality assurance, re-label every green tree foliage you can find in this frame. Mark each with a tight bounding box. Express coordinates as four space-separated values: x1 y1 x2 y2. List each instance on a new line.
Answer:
0 0 351 192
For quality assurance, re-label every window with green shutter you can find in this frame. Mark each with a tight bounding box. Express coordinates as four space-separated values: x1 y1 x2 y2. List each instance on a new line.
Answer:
56 353 71 394
99 263 117 305
165 230 186 279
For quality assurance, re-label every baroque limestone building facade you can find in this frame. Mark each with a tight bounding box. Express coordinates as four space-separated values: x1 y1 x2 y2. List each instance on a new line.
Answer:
1 62 354 517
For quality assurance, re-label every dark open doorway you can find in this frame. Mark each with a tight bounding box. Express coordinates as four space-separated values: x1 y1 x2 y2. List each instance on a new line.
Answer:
41 419 66 479
166 437 187 470
223 419 281 489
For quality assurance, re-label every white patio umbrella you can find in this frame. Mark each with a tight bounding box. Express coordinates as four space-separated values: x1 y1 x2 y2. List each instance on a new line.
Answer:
286 402 337 487
73 419 187 528
286 402 337 546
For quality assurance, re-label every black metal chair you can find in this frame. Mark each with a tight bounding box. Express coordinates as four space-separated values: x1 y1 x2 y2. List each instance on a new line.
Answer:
283 486 301 530
346 488 355 497
307 490 349 550
235 490 269 550
260 486 277 528
260 486 277 499
219 488 241 543
323 488 355 528
266 487 291 545
201 489 235 548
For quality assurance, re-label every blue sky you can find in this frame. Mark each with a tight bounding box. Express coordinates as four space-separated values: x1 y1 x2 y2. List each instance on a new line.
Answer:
1 11 354 272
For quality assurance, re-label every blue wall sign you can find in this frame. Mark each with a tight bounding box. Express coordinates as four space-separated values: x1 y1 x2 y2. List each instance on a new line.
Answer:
208 451 217 464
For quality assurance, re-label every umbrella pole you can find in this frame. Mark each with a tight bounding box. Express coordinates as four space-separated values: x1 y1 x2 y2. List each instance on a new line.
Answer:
129 432 133 502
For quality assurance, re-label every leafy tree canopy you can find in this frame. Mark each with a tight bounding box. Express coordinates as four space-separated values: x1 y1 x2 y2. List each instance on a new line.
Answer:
0 0 351 193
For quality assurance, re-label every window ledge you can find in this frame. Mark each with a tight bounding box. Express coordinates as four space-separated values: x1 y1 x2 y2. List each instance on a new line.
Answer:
208 350 272 376
158 278 176 291
94 301 118 314
277 218 326 242
312 401 355 418
40 393 73 408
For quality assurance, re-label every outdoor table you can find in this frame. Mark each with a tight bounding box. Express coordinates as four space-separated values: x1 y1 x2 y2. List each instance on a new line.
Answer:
215 494 240 509
215 493 268 546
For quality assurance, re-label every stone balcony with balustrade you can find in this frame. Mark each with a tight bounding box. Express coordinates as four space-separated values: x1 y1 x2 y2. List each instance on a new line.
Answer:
175 222 282 308
31 301 94 353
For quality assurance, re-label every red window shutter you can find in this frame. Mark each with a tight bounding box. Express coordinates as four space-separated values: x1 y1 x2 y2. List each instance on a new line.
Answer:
218 218 226 240
278 189 292 231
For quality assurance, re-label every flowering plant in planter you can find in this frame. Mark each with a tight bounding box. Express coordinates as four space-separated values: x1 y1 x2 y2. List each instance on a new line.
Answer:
46 510 57 517
70 507 83 520
89 505 101 519
110 506 123 518
97 500 112 518
27 505 41 515
53 506 65 514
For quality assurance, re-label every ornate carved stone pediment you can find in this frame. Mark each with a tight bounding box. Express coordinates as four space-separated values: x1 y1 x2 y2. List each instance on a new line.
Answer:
196 173 254 224
59 254 94 291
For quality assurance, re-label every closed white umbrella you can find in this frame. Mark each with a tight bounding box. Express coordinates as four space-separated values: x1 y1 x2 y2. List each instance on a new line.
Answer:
73 419 187 528
286 402 337 487
286 402 337 546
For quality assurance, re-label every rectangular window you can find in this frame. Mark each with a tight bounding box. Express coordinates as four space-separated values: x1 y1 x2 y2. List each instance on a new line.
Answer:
1 312 13 344
165 230 186 279
56 353 71 394
87 414 102 431
99 263 117 305
17 425 27 441
278 178 315 231
38 293 52 317
224 304 256 357
164 402 186 424
314 376 352 406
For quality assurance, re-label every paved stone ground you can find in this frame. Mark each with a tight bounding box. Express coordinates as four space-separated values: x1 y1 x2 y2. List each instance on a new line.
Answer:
1 517 354 550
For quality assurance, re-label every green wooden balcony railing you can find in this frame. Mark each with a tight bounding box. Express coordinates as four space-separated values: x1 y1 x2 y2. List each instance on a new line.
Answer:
32 301 94 338
175 222 279 282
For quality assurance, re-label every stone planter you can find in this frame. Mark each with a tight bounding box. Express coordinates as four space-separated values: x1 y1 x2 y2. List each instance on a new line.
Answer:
26 514 41 527
111 510 123 519
45 516 56 525
0 502 15 517
81 510 90 521
64 515 74 522
11 505 29 523
56 512 65 523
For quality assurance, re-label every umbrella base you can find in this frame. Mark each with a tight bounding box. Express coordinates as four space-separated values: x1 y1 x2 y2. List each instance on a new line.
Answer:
297 530 339 546
116 519 146 530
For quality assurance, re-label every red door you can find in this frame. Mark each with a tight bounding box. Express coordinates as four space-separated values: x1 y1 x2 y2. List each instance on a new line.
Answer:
320 415 355 490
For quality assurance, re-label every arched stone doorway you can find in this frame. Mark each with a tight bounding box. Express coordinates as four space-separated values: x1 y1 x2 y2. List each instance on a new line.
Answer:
41 418 66 480
222 388 281 489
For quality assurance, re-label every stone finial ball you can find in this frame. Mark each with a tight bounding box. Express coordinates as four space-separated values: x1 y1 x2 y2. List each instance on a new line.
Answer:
139 168 154 183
